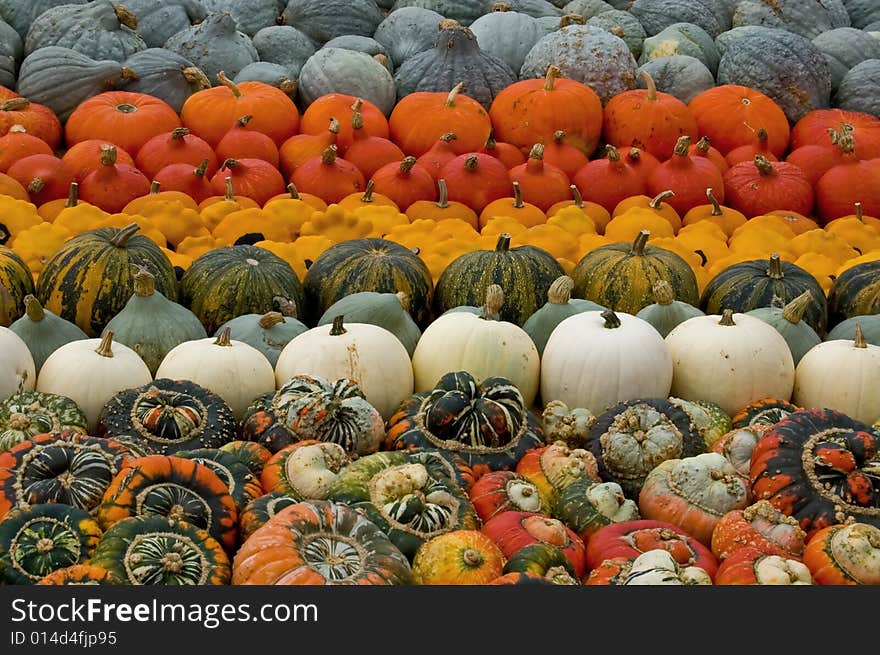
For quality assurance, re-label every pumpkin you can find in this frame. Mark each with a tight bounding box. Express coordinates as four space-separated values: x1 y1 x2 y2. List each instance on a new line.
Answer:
120 47 212 115
541 400 596 451
481 511 587 578
507 143 571 212
439 153 513 215
369 156 435 211
237 492 301 545
6 153 75 207
317 291 420 358
750 408 880 536
0 431 132 518
467 470 551 522
0 246 34 320
478 130 528 168
802 522 880 585
8 295 87 375
214 115 281 168
522 275 604 356
0 390 87 453
299 95 388 154
96 378 238 456
710 500 807 561
668 397 733 450
553 477 641 543
35 563 123 585
344 114 407 181
373 6 443 66
121 0 207 49
743 291 822 367
790 107 880 157
0 502 101 585
411 529 505 585
232 499 412 584
0 126 53 174
174 447 262 513
385 370 545 475
570 145 646 214
90 514 231 585
516 438 600 500
731 0 851 39
298 47 397 117
260 441 352 500
215 309 309 369
722 155 814 219
714 546 813 585
712 424 770 482
701 254 829 337
499 544 576 584
0 325 35 403
163 11 257 83
635 279 705 338
731 398 803 430
151 159 214 204
827 260 880 328
827 315 880 347
470 4 546 74
0 95 62 151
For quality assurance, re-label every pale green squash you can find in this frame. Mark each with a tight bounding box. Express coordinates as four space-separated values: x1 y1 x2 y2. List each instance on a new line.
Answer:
215 303 309 367
522 275 605 355
745 291 823 366
317 291 421 357
635 279 705 339
825 314 880 346
9 295 88 375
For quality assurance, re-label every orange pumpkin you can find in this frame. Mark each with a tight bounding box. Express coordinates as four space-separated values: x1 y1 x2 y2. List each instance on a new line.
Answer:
479 181 546 229
337 181 399 212
0 126 53 173
725 127 779 168
415 132 459 180
646 136 725 216
265 182 327 212
722 155 814 218
789 108 880 159
802 522 880 585
785 127 860 186
412 530 505 585
121 181 200 214
369 156 435 211
815 158 880 223
289 146 365 205
6 153 75 205
209 157 286 207
404 178 479 229
342 111 406 180
299 95 387 152
134 127 219 181
620 145 661 183
60 139 136 183
278 117 341 180
215 115 281 167
153 159 215 204
508 143 571 212
571 145 646 214
78 145 151 213
0 171 29 202
714 546 813 585
688 136 728 174
0 96 63 149
439 153 512 213
478 131 527 168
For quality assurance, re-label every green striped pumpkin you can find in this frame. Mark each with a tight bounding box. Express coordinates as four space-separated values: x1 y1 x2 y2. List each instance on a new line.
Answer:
434 233 565 327
35 224 178 338
700 253 829 336
174 448 264 513
0 246 34 323
827 260 880 330
0 390 88 453
571 230 700 316
180 244 306 335
303 238 434 328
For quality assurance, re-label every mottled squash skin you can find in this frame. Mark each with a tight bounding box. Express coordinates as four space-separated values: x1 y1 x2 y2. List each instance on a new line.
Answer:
827 261 880 329
0 246 35 322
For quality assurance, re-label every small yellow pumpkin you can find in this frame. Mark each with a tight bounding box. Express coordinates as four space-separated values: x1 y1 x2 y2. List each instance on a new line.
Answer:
212 207 293 245
299 204 372 242
9 221 71 278
612 190 681 233
547 185 611 233
681 188 747 237
337 180 399 212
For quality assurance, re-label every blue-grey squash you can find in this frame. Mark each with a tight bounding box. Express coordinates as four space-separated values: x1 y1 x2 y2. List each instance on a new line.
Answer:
520 24 638 105
499 0 562 19
215 307 309 367
637 55 716 105
251 25 315 78
0 0 87 40
200 0 284 37
121 48 211 114
834 59 880 119
9 295 88 375
15 46 134 122
23 0 147 62
317 291 422 357
844 0 880 30
561 0 614 20
323 36 394 72
103 266 207 376
394 19 517 110
122 0 208 49
744 291 823 366
281 0 384 45
0 17 20 88
469 5 546 75
298 48 397 116
522 275 605 355
716 26 832 123
813 28 880 92
163 11 258 83
732 0 851 40
826 314 880 346
233 62 298 96
586 9 647 58
373 7 444 67
635 279 705 339
391 0 484 26
638 22 719 75
627 0 732 38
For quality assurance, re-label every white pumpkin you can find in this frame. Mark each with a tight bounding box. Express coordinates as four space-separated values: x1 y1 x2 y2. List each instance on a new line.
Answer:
0 325 36 401
540 309 672 416
793 325 880 425
274 316 414 420
665 310 795 417
35 331 152 432
412 285 541 407
155 328 276 421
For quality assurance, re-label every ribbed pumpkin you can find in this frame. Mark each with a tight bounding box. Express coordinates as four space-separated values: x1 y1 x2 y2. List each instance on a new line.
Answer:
745 291 822 366
507 143 571 212
722 155 814 218
180 244 306 336
827 260 880 328
0 390 88 453
0 246 34 322
216 309 309 368
646 135 725 216
571 230 700 315
433 233 564 327
522 275 605 355
35 223 178 338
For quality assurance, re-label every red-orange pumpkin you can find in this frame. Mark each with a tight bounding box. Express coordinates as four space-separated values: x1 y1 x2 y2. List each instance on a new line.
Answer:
61 139 136 184
0 127 53 173
153 159 215 204
571 145 646 214
541 130 589 178
209 157 286 207
278 118 341 180
723 155 814 218
815 158 880 223
439 152 512 213
343 111 405 180
135 127 219 182
0 96 63 149
369 156 435 210
6 153 75 205
789 108 880 159
215 115 281 168
289 145 365 204
507 143 571 212
79 145 151 213
300 95 387 152
646 136 725 216
478 131 527 168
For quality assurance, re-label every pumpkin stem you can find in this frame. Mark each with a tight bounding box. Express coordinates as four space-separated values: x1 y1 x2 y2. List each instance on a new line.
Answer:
767 253 784 279
631 229 650 255
627 147 642 163
553 130 566 143
259 311 285 329
373 53 388 68
649 190 674 210
214 327 233 346
182 67 211 90
441 132 457 143
491 2 512 10
0 97 29 112
480 284 504 320
495 232 511 253
322 145 338 165
854 324 867 348
64 181 79 208
171 127 190 140
99 145 118 166
194 158 209 178
110 223 141 247
529 143 545 161
113 3 138 30
23 294 44 322
854 202 863 222
483 130 497 150
652 280 674 306
464 154 479 171
782 290 812 324
282 183 300 200
216 71 241 98
395 291 411 311
638 70 657 101
350 98 364 115
359 180 377 203
605 145 621 162
351 111 364 131
512 181 525 209
95 331 115 358
223 176 236 201
274 295 298 318
236 115 253 128
399 156 417 174
568 184 584 208
548 276 574 304
706 188 722 216
718 309 736 326
462 548 484 568
27 178 45 194
601 309 621 329
673 136 692 157
754 155 774 176
445 83 464 108
695 136 713 154
436 179 450 208
544 65 560 91
558 14 585 27
756 128 768 143
279 79 298 95
132 266 156 297
330 315 347 336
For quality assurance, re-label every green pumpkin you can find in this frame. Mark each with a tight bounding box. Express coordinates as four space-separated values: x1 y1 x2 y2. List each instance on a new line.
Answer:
552 478 640 544
121 48 211 114
826 314 880 346
745 291 822 366
215 307 309 368
251 25 315 77
628 0 732 37
835 60 880 116
0 0 87 40
174 448 263 513
35 223 178 338
731 0 850 40
89 515 231 585
469 6 546 74
635 279 705 338
120 0 207 49
298 47 397 116
282 0 385 44
638 22 720 74
0 390 88 453
9 295 88 374
523 275 605 355
572 230 700 316
180 244 306 336
586 9 646 57
0 246 35 323
637 55 716 105
303 237 434 328
501 542 578 579
164 11 258 83
0 503 102 585
827 260 880 330
317 291 421 357
0 17 19 91
701 253 829 336
103 267 206 376
373 6 444 66
812 27 880 92
668 396 733 449
434 233 565 327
